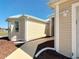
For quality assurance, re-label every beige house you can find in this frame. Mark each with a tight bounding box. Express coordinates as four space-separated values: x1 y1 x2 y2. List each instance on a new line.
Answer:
7 14 54 42
49 0 79 59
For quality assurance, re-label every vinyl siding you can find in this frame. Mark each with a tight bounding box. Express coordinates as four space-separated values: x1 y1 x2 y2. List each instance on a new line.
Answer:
27 19 46 41
59 0 79 57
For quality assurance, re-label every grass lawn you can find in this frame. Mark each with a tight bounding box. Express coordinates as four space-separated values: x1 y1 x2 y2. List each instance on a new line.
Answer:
0 31 8 36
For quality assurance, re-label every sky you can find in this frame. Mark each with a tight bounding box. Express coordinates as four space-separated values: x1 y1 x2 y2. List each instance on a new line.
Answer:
0 0 54 28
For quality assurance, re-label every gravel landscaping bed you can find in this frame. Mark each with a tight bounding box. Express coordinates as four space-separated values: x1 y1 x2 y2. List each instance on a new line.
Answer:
0 40 17 59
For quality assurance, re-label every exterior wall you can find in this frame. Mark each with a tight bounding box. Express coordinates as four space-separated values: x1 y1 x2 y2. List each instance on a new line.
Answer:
8 16 48 42
9 18 25 41
59 2 72 57
49 0 79 57
19 18 25 41
58 0 79 57
45 21 50 36
45 18 54 36
8 16 51 42
27 19 46 41
51 18 54 36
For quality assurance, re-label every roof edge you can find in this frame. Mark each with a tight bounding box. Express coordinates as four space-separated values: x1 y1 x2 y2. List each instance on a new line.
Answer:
48 0 69 8
6 14 47 23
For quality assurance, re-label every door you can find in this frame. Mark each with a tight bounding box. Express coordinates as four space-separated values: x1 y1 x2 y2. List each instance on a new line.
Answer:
72 2 79 59
76 6 79 57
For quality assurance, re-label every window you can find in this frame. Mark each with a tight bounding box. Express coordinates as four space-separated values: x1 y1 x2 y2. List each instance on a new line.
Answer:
15 21 19 32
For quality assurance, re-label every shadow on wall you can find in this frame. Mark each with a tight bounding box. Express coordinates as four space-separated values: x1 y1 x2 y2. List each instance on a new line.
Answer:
45 21 50 37
10 20 25 41
45 18 54 37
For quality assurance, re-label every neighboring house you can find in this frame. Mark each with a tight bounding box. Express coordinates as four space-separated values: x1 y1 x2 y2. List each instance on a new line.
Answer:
0 27 8 36
49 0 79 59
0 27 8 32
7 14 54 42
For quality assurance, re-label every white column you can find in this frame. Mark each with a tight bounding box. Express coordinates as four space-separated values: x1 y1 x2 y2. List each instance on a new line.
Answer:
24 17 29 42
55 4 59 52
8 21 10 38
72 3 77 59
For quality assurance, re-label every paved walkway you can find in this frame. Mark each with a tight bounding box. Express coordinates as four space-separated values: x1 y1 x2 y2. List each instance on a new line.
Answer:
20 37 54 57
5 36 71 59
6 37 54 59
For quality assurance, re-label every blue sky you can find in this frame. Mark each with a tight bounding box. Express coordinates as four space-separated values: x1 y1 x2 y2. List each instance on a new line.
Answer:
0 0 54 28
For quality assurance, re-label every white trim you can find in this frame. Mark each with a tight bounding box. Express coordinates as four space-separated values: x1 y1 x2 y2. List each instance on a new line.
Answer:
8 14 46 23
55 4 59 52
24 17 28 42
8 22 10 39
26 20 29 41
72 2 79 59
49 0 68 8
35 47 55 58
